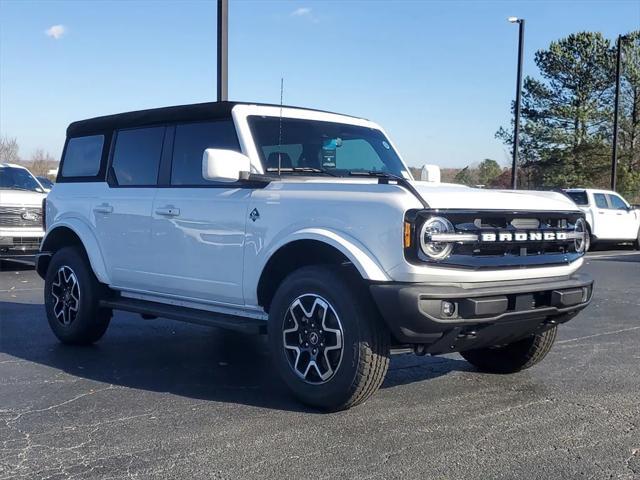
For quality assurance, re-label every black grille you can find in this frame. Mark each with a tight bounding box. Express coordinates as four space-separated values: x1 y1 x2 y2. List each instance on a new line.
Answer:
0 207 43 228
408 209 584 269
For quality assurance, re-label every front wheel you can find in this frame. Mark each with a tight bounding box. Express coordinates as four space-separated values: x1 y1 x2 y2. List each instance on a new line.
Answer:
460 326 557 374
583 226 591 252
269 266 390 411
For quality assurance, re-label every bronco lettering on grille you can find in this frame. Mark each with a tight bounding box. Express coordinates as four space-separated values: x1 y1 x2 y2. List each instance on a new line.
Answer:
480 231 568 242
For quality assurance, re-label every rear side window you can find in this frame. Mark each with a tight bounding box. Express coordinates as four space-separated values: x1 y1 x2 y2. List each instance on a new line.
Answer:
594 193 608 209
61 135 104 177
111 127 165 186
565 191 588 206
171 120 239 185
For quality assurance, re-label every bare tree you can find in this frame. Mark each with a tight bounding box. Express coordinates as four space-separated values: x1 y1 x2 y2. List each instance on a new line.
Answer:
29 149 58 177
0 136 20 164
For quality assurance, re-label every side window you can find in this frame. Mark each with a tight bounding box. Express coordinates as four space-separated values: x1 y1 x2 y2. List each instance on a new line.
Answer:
111 127 165 186
608 194 628 210
61 135 104 178
594 193 609 209
171 120 240 185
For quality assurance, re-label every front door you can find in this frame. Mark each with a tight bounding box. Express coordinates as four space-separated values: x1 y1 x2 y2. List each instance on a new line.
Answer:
147 120 250 306
607 193 638 239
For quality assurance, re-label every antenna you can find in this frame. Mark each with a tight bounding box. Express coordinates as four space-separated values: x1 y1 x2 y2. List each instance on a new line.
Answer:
278 77 284 176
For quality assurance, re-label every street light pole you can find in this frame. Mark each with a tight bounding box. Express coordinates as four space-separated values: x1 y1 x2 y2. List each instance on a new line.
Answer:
217 0 228 102
508 17 525 190
611 34 623 191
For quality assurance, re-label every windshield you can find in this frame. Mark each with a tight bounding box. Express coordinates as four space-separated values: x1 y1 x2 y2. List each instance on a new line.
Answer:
37 176 54 189
248 116 408 177
565 191 589 206
0 166 44 192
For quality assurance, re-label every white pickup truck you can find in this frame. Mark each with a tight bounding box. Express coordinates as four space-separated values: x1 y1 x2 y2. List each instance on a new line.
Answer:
563 188 640 250
36 102 593 410
0 163 47 258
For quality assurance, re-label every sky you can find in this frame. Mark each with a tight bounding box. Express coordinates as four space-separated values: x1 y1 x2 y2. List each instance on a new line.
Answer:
1 0 638 169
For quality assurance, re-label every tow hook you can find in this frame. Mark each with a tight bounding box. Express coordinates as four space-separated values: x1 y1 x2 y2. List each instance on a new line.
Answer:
457 330 478 340
414 344 428 356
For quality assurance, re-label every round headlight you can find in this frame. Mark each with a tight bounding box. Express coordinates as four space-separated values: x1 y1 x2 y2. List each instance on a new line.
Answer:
419 217 455 260
574 217 587 253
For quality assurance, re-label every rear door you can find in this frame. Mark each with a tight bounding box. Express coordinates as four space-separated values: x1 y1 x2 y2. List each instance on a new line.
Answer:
148 119 251 306
592 193 616 239
94 126 165 290
607 193 637 239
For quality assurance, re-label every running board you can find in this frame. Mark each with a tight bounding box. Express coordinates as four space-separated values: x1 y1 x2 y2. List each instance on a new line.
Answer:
99 297 267 335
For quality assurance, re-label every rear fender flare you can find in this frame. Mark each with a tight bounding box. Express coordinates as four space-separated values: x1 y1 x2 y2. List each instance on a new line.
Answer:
42 219 110 284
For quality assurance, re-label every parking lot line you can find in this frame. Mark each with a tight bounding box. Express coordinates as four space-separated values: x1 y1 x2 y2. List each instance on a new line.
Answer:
586 251 640 259
0 287 42 293
556 326 640 344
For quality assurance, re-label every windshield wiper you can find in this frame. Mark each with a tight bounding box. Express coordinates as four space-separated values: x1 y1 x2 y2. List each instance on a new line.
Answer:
4 186 37 192
347 170 404 181
347 170 429 209
266 167 339 177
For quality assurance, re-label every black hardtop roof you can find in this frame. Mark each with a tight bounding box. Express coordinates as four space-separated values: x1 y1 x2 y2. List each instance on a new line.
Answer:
66 101 363 137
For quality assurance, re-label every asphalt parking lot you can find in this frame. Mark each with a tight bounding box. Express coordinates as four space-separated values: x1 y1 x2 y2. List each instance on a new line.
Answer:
1 251 639 479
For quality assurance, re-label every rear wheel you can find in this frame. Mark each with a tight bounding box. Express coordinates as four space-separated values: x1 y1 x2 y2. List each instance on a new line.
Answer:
634 227 640 250
460 326 557 374
44 247 111 345
269 265 390 411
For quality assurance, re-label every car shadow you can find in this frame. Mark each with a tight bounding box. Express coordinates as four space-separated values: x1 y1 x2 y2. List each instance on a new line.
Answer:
0 259 35 271
0 300 470 412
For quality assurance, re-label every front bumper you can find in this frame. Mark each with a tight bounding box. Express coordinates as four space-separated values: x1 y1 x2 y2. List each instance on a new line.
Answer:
370 273 593 353
0 234 43 257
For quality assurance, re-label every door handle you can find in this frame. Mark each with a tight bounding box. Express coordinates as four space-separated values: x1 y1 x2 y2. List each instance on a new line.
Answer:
155 206 180 217
93 204 113 214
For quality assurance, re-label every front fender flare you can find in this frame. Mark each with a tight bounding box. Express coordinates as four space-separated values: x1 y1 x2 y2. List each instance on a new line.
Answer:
263 227 390 282
41 219 110 285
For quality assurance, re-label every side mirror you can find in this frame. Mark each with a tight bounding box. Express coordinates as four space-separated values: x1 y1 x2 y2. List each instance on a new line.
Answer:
202 149 251 183
420 164 441 183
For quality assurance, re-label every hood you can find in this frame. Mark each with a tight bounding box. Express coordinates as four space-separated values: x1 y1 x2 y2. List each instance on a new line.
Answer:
0 189 47 208
410 181 579 212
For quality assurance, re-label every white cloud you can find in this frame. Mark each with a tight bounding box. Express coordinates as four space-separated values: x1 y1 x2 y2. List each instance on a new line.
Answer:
290 7 319 23
45 25 66 40
291 7 312 17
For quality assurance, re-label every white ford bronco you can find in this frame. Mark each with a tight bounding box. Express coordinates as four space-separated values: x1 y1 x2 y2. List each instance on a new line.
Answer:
37 102 593 411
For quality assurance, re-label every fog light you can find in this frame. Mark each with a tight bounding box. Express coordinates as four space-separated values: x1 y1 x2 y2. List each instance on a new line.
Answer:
442 301 456 317
581 287 589 303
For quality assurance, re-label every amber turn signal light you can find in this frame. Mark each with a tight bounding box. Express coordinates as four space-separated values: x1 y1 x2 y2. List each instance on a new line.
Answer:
404 221 412 248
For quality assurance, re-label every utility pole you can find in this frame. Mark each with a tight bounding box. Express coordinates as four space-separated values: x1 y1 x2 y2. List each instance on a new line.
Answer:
508 17 525 190
217 0 228 102
611 34 624 191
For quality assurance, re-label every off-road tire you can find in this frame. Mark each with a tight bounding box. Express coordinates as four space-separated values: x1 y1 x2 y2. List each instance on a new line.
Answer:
44 247 111 345
269 265 390 411
460 326 558 374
